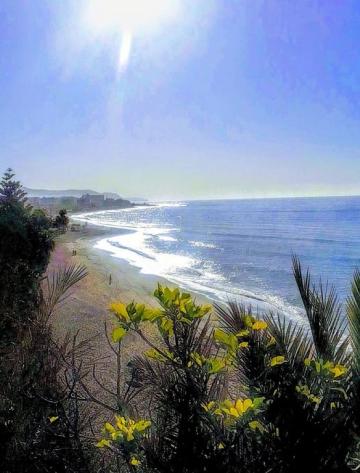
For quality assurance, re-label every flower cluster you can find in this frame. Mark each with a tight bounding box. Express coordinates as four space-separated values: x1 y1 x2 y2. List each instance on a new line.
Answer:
304 358 348 379
154 284 212 322
203 397 264 429
188 351 227 374
96 415 151 467
296 383 321 405
97 416 151 446
109 285 212 342
213 317 268 357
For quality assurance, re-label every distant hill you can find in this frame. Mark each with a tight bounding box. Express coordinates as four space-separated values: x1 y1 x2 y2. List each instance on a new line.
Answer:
24 188 121 200
127 197 148 203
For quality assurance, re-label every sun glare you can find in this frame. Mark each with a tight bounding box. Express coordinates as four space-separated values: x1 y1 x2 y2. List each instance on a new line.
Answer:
85 0 179 33
84 0 180 70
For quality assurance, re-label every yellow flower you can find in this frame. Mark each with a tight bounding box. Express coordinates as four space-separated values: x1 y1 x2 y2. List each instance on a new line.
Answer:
270 356 286 367
235 398 253 415
111 326 127 343
239 341 249 348
202 401 216 412
296 384 321 405
129 457 141 466
236 329 250 338
99 416 151 445
104 422 116 433
252 320 268 330
96 438 111 448
244 315 255 328
109 302 130 323
49 416 58 424
220 398 254 418
329 364 347 378
217 442 225 450
306 358 348 378
135 420 151 432
249 420 266 433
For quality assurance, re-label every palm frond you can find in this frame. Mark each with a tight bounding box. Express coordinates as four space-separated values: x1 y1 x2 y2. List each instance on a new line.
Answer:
292 256 348 362
347 269 360 377
214 300 252 334
265 312 313 366
41 264 88 319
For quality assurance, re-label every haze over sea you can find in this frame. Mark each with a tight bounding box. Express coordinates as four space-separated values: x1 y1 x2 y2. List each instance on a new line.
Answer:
74 197 360 323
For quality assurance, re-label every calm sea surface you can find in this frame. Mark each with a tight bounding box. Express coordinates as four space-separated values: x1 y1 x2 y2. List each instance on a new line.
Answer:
74 197 360 322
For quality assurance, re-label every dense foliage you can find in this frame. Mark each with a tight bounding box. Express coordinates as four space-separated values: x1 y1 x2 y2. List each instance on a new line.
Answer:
0 169 54 336
92 267 360 473
0 170 91 472
54 208 69 230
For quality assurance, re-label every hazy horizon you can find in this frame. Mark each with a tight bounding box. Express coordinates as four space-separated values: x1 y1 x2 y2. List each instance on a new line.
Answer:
23 183 360 203
1 1 360 200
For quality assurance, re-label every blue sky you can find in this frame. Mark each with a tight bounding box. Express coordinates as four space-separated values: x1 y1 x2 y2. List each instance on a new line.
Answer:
1 0 360 200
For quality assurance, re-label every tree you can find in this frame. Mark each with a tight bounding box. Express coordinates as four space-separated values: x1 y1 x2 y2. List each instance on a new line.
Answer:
54 208 69 230
0 168 27 207
0 169 54 336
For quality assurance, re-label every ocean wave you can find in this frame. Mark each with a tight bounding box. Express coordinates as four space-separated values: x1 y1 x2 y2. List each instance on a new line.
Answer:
158 235 177 242
95 229 304 322
72 201 187 227
74 200 307 324
95 228 195 278
189 240 218 249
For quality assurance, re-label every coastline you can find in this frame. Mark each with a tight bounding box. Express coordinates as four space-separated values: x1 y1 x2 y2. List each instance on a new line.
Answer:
48 223 211 348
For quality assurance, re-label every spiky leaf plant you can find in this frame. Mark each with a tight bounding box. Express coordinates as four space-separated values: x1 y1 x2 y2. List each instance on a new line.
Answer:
215 257 353 473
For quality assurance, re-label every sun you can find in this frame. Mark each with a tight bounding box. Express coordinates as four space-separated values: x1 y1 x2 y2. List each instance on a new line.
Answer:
85 0 179 32
84 0 180 69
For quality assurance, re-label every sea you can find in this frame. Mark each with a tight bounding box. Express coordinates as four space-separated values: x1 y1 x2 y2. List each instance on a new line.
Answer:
73 197 360 323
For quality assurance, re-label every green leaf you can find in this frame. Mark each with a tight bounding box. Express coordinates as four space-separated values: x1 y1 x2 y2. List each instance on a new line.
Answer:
214 328 238 353
207 358 226 374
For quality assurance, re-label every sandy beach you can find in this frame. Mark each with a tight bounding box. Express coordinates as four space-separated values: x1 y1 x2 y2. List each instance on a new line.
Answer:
48 223 211 359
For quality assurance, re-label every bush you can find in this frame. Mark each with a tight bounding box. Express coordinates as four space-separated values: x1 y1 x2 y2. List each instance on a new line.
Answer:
92 262 360 473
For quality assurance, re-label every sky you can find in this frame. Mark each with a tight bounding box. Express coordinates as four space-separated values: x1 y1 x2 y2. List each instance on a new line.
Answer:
1 0 360 200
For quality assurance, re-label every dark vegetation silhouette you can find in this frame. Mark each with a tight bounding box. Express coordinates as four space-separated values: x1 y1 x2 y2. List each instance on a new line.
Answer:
2 169 360 472
54 208 69 231
0 170 90 472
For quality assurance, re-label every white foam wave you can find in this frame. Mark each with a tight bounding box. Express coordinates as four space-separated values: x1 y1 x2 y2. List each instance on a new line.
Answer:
189 240 217 249
74 202 304 323
95 229 194 278
158 235 177 242
72 201 187 228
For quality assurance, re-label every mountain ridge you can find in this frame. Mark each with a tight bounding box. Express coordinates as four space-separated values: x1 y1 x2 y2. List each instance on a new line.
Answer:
24 187 121 199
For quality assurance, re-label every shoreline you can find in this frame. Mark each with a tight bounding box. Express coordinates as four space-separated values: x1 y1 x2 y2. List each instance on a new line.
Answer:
48 223 211 345
68 212 306 323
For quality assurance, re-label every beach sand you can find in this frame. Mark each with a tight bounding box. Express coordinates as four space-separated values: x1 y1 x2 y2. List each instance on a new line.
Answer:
48 223 211 364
